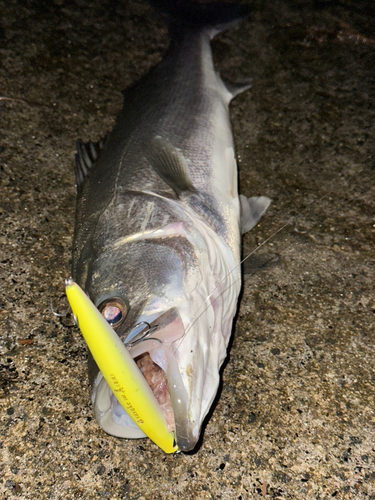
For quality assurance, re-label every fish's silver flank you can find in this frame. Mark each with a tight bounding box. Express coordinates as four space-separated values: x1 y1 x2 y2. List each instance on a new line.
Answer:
72 0 270 452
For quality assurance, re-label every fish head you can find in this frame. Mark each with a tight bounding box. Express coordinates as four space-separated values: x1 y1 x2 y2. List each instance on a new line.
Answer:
74 222 240 452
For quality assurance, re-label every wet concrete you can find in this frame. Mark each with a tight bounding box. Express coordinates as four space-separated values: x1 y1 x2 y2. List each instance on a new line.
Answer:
0 0 374 498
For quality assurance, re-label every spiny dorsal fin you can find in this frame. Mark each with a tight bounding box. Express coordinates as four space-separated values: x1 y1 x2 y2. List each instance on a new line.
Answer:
240 195 271 234
145 136 195 197
74 136 107 189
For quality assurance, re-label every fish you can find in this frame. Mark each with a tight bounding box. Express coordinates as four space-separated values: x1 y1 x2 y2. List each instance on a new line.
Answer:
72 0 270 452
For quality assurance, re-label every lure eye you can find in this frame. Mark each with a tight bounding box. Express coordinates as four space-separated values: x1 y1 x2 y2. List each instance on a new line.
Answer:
98 298 127 328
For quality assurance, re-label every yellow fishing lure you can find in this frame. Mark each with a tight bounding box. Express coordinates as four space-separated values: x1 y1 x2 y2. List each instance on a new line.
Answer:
65 279 178 454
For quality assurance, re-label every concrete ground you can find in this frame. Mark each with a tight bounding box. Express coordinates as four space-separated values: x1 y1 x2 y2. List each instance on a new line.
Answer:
0 0 374 498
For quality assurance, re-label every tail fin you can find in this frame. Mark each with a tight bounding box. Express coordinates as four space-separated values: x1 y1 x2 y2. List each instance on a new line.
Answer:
148 0 250 38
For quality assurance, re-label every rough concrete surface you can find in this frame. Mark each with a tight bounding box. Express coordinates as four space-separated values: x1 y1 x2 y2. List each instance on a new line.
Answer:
0 0 374 498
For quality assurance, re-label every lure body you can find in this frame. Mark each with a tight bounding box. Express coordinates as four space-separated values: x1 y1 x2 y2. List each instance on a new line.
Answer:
65 280 178 453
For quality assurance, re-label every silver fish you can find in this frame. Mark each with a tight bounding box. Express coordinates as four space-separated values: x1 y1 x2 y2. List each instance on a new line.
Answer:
72 0 270 452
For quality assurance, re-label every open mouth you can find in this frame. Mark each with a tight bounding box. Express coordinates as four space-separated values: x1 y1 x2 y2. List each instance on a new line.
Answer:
92 307 197 452
136 352 175 431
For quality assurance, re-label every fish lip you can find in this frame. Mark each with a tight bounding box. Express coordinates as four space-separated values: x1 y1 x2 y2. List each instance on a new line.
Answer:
174 430 199 453
147 345 199 452
129 334 199 452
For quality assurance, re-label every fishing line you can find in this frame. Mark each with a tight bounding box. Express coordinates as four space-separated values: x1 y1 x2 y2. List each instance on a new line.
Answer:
173 192 332 351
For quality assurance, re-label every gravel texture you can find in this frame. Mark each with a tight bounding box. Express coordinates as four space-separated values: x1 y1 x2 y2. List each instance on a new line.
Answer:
0 0 374 498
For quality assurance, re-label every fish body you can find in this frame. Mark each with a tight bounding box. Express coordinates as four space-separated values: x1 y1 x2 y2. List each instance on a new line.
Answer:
72 0 269 451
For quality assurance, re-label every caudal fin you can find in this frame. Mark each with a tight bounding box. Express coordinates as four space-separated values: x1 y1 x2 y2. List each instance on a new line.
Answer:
148 0 250 38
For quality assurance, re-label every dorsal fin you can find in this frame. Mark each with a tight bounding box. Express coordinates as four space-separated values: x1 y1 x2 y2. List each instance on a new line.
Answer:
74 136 107 190
145 136 196 197
240 195 271 234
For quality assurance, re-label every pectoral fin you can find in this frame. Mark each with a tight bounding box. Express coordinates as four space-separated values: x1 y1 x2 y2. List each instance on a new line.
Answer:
145 136 195 197
240 195 271 234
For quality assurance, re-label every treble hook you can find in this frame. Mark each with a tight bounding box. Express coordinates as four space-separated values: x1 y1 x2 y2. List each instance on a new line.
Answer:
50 297 71 317
126 321 162 347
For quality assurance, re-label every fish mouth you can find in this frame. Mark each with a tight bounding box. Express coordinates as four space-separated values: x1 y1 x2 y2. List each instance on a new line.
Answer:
91 308 199 452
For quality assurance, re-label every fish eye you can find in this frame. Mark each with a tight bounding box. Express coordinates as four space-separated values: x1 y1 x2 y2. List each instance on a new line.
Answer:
98 297 127 328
